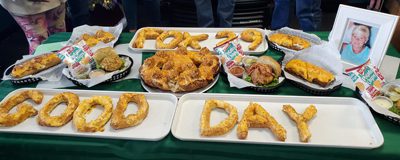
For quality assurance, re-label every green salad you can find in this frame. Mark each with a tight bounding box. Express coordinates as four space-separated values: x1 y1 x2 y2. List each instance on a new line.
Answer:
389 106 400 116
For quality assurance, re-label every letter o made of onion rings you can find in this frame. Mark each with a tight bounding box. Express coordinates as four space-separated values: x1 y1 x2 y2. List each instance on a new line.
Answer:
240 29 263 50
200 99 238 136
0 90 43 127
156 30 183 49
37 92 79 127
73 96 113 132
111 93 149 129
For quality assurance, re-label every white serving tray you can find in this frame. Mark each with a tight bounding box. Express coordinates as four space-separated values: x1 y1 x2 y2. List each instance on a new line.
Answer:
0 88 177 141
171 93 384 149
141 74 219 98
129 27 268 55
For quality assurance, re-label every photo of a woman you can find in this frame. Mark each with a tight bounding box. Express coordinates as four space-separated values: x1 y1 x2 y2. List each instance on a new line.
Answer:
340 23 372 66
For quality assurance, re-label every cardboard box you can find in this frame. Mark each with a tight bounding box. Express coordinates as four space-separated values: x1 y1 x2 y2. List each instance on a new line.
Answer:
385 0 400 51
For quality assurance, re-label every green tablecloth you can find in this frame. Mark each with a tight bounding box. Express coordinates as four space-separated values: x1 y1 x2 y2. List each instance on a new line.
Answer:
0 32 399 160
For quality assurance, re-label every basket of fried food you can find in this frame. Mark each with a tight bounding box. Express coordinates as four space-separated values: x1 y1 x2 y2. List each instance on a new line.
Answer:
222 55 286 93
266 27 322 54
140 47 220 93
2 52 65 85
357 79 400 126
63 47 133 87
66 21 123 50
282 44 344 95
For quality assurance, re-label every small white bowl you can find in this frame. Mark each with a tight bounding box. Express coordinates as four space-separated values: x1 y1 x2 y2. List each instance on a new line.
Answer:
372 96 394 110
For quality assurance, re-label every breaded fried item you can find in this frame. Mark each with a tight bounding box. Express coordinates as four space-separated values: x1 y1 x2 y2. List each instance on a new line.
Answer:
111 93 149 129
132 28 164 48
178 32 209 49
140 47 219 92
237 102 287 141
156 30 183 49
282 104 317 142
73 96 113 132
201 99 238 136
0 90 43 127
240 29 263 50
215 31 236 46
93 47 123 72
38 92 79 127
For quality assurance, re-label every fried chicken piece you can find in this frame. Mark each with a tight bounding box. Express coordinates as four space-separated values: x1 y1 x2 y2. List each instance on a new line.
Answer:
247 63 274 85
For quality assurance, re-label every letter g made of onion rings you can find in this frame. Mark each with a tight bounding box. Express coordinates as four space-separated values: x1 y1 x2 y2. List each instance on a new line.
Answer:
73 96 113 132
37 92 80 127
0 90 43 127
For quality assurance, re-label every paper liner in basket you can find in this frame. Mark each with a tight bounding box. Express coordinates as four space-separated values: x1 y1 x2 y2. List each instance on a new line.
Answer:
266 27 323 54
65 18 125 52
62 56 132 87
282 43 345 90
362 93 400 120
2 54 66 81
222 63 285 89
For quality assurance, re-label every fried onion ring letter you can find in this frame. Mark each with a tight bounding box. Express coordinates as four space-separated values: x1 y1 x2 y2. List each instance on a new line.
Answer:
200 99 238 136
178 32 209 49
215 31 236 46
111 93 149 129
132 28 164 48
282 104 317 142
38 92 79 127
0 90 43 127
240 29 263 50
237 102 287 141
73 96 113 132
156 30 183 49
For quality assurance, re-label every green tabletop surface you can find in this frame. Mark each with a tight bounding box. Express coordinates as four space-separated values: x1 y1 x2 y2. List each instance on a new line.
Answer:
0 32 399 160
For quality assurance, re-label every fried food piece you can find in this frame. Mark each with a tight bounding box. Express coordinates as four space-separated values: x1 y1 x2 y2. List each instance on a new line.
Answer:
282 104 317 142
81 30 115 47
0 90 43 127
132 28 164 48
37 92 79 127
285 59 335 87
200 99 238 136
237 102 287 141
140 47 219 92
256 56 281 77
215 31 236 46
156 30 184 49
268 33 311 51
247 63 274 86
144 28 164 39
178 32 209 49
95 30 115 43
11 53 62 78
240 29 263 50
111 93 149 129
133 30 146 48
101 56 123 72
73 96 113 132
93 47 123 72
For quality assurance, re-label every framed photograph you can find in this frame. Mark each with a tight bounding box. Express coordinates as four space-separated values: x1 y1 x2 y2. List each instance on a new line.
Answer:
329 4 398 69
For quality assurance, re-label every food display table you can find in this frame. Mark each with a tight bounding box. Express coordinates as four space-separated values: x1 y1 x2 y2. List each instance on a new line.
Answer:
0 32 399 160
